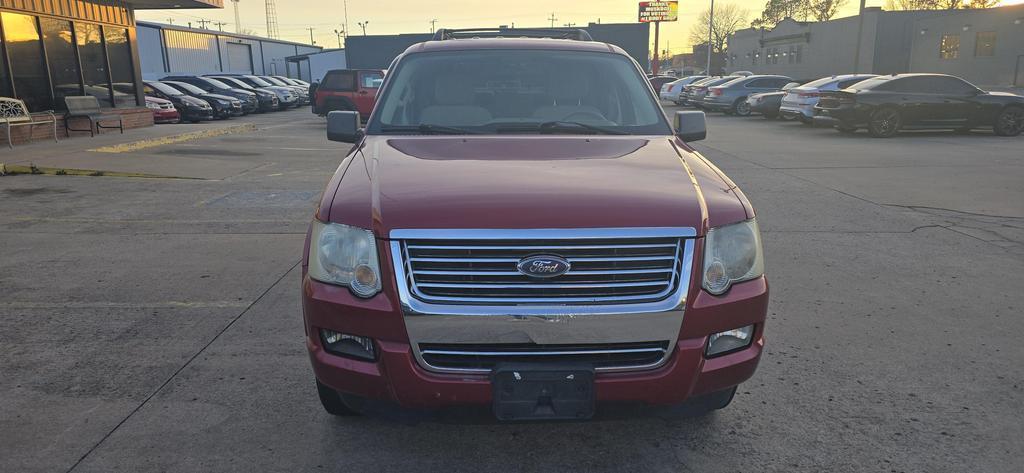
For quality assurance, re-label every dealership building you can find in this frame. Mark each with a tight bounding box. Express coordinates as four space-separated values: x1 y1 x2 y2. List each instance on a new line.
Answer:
726 4 1024 88
0 0 224 144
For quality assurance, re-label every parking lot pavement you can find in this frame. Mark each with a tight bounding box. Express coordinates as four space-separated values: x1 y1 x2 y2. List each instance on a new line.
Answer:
2 107 1022 472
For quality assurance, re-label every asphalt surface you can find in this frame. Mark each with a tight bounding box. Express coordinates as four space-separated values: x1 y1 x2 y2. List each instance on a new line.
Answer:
1 106 1022 472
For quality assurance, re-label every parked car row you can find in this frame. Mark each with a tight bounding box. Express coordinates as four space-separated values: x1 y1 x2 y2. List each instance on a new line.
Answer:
132 74 312 124
664 72 1024 138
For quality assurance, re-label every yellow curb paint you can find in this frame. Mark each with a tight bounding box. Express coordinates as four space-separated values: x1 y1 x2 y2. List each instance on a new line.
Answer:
0 164 192 179
88 123 257 153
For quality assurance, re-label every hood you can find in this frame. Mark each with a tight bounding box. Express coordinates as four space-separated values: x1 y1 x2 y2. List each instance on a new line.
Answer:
324 136 751 237
227 88 256 97
986 91 1023 99
145 96 172 105
180 96 209 107
202 93 238 102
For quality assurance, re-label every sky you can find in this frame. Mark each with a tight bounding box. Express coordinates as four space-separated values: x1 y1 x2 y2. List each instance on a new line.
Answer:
136 0 1023 56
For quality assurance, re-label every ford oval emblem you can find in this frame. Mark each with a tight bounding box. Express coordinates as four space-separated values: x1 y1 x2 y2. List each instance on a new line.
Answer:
517 255 571 279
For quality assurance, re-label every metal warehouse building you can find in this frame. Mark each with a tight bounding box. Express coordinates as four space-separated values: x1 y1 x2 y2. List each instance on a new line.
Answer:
136 21 322 80
726 5 1024 88
344 23 651 72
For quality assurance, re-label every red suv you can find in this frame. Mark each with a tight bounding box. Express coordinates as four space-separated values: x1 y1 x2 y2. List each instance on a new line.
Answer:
311 69 384 119
303 29 768 421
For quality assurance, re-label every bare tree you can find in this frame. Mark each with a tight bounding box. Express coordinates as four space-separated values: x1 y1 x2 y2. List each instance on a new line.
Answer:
751 0 810 28
884 0 968 9
688 3 750 53
808 0 848 21
966 0 998 7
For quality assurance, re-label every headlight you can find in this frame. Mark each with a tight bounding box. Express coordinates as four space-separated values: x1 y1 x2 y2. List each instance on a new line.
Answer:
146 102 161 110
308 220 382 298
702 219 764 295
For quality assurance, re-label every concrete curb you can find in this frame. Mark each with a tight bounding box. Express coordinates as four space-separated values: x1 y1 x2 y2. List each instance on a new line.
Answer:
0 163 195 179
88 123 258 153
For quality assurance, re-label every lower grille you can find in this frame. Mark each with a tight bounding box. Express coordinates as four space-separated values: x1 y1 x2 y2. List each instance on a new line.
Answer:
419 342 670 372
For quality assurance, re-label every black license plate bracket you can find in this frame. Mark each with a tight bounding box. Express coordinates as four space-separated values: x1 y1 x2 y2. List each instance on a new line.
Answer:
491 363 595 421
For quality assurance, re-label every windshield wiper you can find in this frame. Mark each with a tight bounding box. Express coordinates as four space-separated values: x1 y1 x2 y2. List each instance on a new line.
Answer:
496 121 629 135
380 124 481 135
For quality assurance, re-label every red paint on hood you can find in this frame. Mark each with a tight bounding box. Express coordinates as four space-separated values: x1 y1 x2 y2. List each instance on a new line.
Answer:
325 136 749 237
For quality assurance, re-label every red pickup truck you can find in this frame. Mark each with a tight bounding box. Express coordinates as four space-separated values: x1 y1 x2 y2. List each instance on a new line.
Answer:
311 69 384 120
303 29 768 421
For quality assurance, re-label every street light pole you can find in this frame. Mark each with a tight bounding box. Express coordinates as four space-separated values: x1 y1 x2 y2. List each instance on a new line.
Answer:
853 0 867 73
706 0 715 75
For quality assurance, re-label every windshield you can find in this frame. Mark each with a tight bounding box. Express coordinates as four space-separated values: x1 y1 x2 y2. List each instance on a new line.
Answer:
167 81 207 95
245 76 273 87
367 50 670 135
262 76 287 86
149 81 183 96
216 77 253 89
848 77 893 90
203 77 232 89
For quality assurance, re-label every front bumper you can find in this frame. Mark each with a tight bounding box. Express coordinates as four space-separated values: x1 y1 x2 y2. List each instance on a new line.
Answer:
304 271 768 409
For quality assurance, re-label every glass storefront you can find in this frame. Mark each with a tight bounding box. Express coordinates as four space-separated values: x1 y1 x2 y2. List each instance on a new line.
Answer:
0 10 140 112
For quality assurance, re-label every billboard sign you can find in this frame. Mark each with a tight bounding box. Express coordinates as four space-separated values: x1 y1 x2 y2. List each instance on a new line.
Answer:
638 1 679 23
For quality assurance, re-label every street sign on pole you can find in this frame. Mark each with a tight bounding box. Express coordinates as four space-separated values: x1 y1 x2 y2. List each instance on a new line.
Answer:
639 1 678 75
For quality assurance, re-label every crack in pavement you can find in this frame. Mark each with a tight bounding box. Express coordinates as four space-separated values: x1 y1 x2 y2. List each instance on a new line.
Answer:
61 259 301 473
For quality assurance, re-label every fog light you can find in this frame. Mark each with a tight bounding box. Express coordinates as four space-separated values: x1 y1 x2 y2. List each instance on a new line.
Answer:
320 329 376 361
706 325 755 357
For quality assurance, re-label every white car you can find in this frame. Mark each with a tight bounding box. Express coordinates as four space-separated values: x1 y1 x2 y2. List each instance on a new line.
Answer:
779 74 877 123
660 75 708 103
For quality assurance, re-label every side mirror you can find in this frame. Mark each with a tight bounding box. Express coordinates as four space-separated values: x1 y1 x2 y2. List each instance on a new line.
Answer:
327 111 363 143
674 111 707 142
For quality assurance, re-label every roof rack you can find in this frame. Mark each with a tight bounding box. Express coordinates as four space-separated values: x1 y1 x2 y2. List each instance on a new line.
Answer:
431 28 593 41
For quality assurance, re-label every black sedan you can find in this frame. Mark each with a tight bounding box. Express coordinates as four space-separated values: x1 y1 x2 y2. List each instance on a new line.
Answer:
142 80 214 123
161 75 259 114
160 81 243 119
814 73 1024 138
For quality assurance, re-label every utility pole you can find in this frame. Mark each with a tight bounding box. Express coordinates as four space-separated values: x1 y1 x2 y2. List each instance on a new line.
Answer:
265 0 279 39
358 21 368 36
334 28 345 48
197 19 211 29
306 27 316 45
343 0 349 45
853 0 867 73
214 21 227 31
564 22 576 27
231 0 242 34
166 18 174 25
706 0 715 75
548 13 558 28
652 20 660 75
430 19 438 34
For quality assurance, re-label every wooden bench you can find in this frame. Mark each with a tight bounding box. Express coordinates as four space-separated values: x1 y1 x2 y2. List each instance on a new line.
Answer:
0 97 58 149
64 96 124 137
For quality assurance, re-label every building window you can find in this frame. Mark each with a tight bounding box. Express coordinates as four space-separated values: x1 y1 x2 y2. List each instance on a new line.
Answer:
40 18 81 110
752 50 758 66
1 12 52 111
76 23 112 107
940 34 959 59
974 31 995 57
0 23 12 99
104 27 137 107
795 45 803 64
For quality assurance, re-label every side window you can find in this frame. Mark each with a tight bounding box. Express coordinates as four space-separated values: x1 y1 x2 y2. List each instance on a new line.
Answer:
745 79 765 88
360 72 384 89
876 79 912 93
143 85 155 95
772 78 790 88
323 71 356 91
194 80 213 92
837 78 865 89
933 77 978 95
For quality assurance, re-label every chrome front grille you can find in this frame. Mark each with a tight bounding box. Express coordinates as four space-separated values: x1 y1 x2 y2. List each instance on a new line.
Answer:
394 228 689 305
419 342 670 372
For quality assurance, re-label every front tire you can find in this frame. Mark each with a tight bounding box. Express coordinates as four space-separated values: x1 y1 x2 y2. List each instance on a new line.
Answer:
733 98 752 117
993 106 1024 137
867 107 901 138
316 380 361 416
